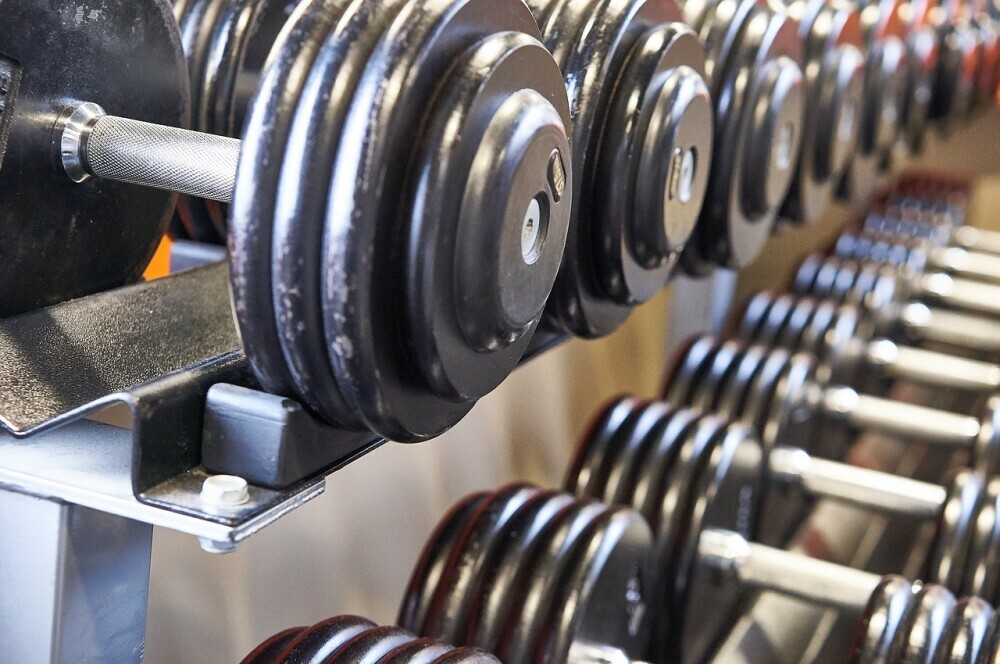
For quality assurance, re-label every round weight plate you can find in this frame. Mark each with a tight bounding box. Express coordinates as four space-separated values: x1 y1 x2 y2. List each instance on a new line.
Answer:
0 0 187 316
737 291 777 341
847 576 916 664
322 0 562 440
925 471 984 591
756 292 798 347
799 299 838 358
663 335 722 406
690 340 746 413
423 485 541 644
270 0 403 428
821 304 872 389
775 295 818 354
536 505 654 664
602 402 678 506
962 483 1000 601
901 23 940 155
566 396 645 495
673 423 764 664
632 408 701 533
740 346 792 434
829 257 864 303
240 627 306 664
762 353 826 455
537 0 698 336
973 396 1000 476
230 0 346 400
399 492 490 634
326 626 419 663
385 639 456 664
716 344 769 422
428 648 500 664
273 616 376 663
812 256 850 301
935 596 994 663
885 582 930 663
463 489 574 654
794 253 826 295
896 583 955 664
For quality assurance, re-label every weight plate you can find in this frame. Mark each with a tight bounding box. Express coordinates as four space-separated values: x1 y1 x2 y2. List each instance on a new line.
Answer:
901 23 940 155
399 492 490 635
886 582 931 663
229 0 345 399
740 345 792 434
383 639 451 664
423 485 540 644
566 396 645 495
428 649 500 664
847 576 916 664
0 0 187 316
897 583 955 664
240 627 306 664
663 335 721 406
794 253 827 295
321 0 563 440
716 343 769 422
799 299 838 358
775 295 818 353
632 408 701 533
821 304 872 389
690 340 746 413
936 596 994 663
926 471 984 592
326 626 419 663
672 423 764 664
737 291 778 341
270 0 393 429
602 402 678 506
973 396 1000 476
962 483 1000 601
811 256 849 301
763 353 826 456
462 489 574 654
756 292 798 347
273 616 376 663
533 505 653 664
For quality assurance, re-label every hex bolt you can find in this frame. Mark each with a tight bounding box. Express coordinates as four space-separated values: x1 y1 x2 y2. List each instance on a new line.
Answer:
200 474 250 506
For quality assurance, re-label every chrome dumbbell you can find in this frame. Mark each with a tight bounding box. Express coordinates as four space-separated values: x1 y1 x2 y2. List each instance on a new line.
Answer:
737 290 1000 394
664 335 1000 474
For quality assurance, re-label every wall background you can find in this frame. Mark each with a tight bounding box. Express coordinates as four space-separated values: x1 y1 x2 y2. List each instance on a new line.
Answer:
145 111 1000 663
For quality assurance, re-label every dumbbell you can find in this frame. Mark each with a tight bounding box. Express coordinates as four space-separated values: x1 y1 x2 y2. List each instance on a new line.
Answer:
929 1 982 129
840 0 912 204
524 0 715 338
170 0 291 242
736 290 1000 394
837 230 1000 285
678 0 806 273
864 209 1000 262
664 334 1000 474
764 0 866 225
398 484 655 664
241 615 499 663
896 0 944 155
795 254 1000 356
566 397 1000 659
1 0 575 442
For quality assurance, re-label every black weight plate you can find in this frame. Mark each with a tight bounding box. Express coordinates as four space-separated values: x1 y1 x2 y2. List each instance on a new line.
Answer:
756 292 798 347
229 0 344 399
535 505 653 664
810 256 848 300
798 299 838 358
671 423 764 664
566 396 645 495
406 34 571 401
240 627 306 664
273 616 377 664
901 23 939 155
763 353 824 455
602 402 678 507
821 304 871 388
690 339 746 413
926 471 984 592
0 0 186 316
739 345 792 434
772 295 814 353
897 583 955 664
321 0 550 440
737 291 778 341
399 492 490 635
535 0 691 336
829 257 863 303
663 335 721 406
973 396 1000 476
716 344 769 422
886 582 931 664
495 499 604 663
462 490 575 654
794 253 827 295
963 483 1000 602
422 484 541 644
937 596 994 664
847 576 916 664
325 626 418 664
428 648 499 664
630 407 700 530
270 0 393 429
383 638 453 664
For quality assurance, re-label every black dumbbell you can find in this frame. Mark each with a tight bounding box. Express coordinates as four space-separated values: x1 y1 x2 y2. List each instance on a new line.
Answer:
566 396 1000 662
170 0 292 242
663 335 1000 474
525 0 715 338
2 0 575 441
678 0 806 273
767 0 866 225
865 206 1000 259
795 254 1000 356
837 231 1000 287
737 290 1000 394
240 615 500 663
398 484 655 664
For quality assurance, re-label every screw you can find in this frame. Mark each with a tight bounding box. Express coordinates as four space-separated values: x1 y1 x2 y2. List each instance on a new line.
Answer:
198 537 240 555
200 475 250 506
548 149 566 202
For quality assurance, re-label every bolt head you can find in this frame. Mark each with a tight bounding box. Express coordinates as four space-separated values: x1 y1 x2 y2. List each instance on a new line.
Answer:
200 475 250 506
